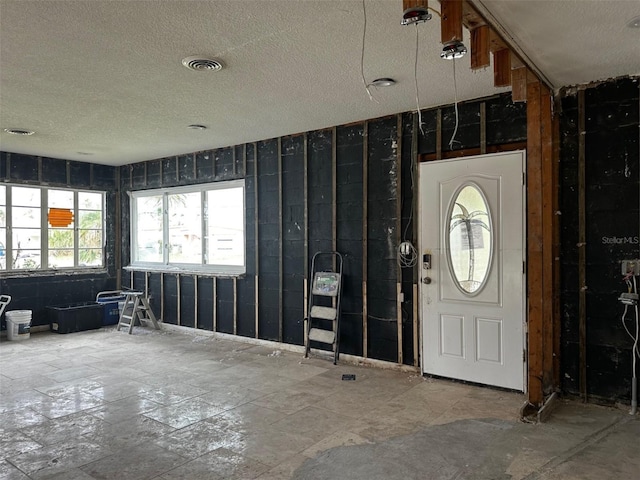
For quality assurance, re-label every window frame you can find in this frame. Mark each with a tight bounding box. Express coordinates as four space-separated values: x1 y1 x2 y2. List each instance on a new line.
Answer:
0 183 106 274
129 180 246 276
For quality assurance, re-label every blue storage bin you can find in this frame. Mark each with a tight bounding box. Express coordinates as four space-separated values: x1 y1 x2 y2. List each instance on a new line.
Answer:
96 291 126 325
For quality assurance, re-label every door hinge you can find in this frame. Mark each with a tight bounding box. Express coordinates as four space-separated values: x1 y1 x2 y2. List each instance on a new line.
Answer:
523 261 526 274
523 349 526 362
522 172 526 185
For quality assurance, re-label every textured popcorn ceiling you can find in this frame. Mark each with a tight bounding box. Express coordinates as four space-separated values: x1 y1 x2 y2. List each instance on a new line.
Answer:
0 0 637 166
480 0 640 87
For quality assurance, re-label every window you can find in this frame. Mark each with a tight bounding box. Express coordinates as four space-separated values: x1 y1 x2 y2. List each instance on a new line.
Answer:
130 180 245 274
447 183 492 295
0 184 105 272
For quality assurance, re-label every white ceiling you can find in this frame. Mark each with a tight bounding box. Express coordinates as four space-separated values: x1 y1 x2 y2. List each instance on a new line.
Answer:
0 0 638 167
480 0 640 88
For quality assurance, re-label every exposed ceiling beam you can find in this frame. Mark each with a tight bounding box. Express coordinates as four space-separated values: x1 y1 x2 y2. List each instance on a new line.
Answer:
470 25 490 70
441 0 463 44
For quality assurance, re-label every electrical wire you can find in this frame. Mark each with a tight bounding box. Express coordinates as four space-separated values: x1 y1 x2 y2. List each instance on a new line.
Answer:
395 22 423 270
402 151 415 242
621 276 640 415
622 279 639 359
342 312 400 323
360 0 374 101
397 241 418 268
449 57 461 150
632 276 638 416
397 26 423 270
626 277 640 357
414 24 424 136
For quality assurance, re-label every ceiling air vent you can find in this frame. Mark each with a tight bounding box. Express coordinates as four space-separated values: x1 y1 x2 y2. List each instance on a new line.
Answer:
3 128 34 135
181 56 224 72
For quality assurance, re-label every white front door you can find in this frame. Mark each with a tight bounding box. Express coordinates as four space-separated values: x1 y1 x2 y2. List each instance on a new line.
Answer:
420 151 525 391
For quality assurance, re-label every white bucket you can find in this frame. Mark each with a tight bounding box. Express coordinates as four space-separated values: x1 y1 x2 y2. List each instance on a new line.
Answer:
6 310 32 341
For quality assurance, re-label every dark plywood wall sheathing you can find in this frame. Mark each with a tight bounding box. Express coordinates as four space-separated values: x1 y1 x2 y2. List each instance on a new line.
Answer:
196 276 213 331
257 139 281 341
277 138 284 343
400 112 418 366
0 152 118 328
336 124 365 357
308 129 335 353
396 115 404 365
559 77 640 403
216 278 234 334
180 275 196 329
148 272 162 326
578 89 587 400
303 134 310 347
281 135 305 346
367 117 401 363
362 122 369 358
240 143 257 339
418 93 527 162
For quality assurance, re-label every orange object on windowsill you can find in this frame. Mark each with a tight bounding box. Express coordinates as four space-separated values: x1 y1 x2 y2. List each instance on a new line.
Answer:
48 208 74 227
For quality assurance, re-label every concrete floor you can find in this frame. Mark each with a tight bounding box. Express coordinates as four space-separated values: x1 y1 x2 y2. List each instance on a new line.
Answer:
0 327 638 480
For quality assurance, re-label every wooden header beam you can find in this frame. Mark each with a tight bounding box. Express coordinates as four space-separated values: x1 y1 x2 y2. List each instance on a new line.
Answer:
403 0 429 10
462 0 486 29
470 25 490 70
493 48 512 87
441 0 463 43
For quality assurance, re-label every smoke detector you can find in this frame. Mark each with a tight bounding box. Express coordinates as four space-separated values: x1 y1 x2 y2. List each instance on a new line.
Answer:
181 56 224 72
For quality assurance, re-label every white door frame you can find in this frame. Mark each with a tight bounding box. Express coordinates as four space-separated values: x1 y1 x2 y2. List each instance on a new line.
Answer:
418 151 527 391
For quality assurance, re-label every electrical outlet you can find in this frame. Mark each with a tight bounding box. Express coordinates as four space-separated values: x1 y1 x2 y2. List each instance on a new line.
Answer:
622 259 640 276
619 292 639 305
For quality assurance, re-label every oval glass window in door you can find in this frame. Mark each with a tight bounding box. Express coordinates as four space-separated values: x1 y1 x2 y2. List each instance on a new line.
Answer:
447 184 493 295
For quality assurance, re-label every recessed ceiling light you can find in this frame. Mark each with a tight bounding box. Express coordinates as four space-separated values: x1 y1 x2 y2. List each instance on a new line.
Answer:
188 124 207 130
441 41 468 60
3 128 35 135
627 16 640 28
181 56 224 72
401 7 432 26
370 78 397 87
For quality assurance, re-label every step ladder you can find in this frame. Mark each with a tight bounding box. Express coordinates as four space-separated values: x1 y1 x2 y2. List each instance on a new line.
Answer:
304 251 343 364
116 291 160 334
0 295 11 318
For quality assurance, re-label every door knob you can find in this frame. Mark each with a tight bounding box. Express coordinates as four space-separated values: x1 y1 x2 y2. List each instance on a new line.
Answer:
422 277 432 284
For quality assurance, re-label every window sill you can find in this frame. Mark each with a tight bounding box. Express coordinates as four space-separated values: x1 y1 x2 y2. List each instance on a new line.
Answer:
125 264 246 278
0 268 109 279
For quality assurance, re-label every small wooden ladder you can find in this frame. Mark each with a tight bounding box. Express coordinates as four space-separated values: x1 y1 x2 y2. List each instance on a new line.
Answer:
304 252 343 364
116 291 160 334
0 295 11 318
